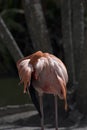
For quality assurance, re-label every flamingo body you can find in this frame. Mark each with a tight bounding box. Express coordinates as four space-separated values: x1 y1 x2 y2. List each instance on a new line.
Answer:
17 51 68 130
33 55 67 97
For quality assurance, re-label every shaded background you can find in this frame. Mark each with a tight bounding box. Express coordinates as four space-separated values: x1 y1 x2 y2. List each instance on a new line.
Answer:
0 0 87 126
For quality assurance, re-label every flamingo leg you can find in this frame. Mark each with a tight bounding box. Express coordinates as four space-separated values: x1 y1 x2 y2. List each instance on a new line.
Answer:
54 95 58 130
39 94 44 130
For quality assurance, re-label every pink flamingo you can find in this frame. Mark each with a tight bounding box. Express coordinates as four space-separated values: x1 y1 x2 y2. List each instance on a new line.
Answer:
17 51 68 130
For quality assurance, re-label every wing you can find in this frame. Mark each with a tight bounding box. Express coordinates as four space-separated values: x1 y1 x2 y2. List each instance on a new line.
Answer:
16 51 43 93
34 56 49 80
48 53 68 84
17 58 33 93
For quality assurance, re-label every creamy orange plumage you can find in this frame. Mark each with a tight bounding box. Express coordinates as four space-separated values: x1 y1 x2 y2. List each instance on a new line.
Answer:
16 51 68 110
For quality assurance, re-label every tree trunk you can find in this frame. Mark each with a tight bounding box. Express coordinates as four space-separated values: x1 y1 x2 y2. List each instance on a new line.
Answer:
24 0 52 53
60 0 76 87
72 0 84 82
76 30 87 113
73 1 87 113
0 16 23 62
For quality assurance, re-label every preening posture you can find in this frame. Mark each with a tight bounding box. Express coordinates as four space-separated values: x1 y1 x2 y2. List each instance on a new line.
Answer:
17 51 68 130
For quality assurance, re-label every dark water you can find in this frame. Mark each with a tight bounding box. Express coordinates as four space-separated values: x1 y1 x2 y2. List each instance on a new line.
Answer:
0 78 31 107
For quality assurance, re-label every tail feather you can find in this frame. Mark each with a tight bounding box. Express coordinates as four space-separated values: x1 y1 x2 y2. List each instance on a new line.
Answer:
28 84 42 117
